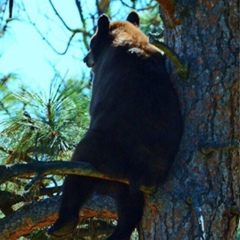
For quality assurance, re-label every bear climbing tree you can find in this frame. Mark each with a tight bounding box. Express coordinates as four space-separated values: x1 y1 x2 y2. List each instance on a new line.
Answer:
0 1 238 239
48 12 183 240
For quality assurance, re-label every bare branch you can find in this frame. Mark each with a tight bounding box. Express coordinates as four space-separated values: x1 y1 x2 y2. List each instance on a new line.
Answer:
9 0 14 18
48 0 73 31
149 36 188 79
75 0 89 49
200 140 239 155
0 195 117 239
119 0 157 12
0 161 154 194
21 1 91 55
60 31 77 55
0 187 61 216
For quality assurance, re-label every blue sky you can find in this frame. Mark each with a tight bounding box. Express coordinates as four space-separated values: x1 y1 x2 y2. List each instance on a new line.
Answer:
0 0 152 92
0 0 94 91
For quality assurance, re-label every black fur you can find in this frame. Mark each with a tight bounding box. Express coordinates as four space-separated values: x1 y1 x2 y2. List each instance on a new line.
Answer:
48 12 183 240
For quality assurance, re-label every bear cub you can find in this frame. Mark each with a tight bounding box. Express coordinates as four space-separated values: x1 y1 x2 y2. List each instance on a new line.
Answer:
48 12 183 240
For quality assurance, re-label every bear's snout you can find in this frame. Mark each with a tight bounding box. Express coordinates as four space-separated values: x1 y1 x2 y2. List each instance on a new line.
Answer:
84 52 95 68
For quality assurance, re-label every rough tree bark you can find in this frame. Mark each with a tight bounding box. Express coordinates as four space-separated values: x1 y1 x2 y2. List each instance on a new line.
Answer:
0 195 117 239
0 0 239 239
140 0 239 239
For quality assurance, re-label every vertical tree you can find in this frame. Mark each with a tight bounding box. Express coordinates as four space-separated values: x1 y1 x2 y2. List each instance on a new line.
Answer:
0 0 239 239
140 0 239 239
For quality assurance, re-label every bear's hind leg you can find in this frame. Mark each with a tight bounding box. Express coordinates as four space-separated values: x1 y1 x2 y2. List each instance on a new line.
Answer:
48 176 95 238
107 184 144 240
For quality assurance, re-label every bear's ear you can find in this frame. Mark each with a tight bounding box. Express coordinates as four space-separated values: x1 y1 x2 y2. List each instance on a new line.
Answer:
126 12 140 27
98 14 110 36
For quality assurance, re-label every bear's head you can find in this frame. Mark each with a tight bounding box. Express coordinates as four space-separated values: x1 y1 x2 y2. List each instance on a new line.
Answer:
84 12 159 69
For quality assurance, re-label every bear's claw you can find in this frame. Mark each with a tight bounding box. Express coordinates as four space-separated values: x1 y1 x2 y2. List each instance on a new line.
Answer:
48 217 78 238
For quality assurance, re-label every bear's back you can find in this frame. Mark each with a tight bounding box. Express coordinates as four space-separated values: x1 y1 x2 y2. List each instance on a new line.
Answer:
90 47 181 148
87 16 183 184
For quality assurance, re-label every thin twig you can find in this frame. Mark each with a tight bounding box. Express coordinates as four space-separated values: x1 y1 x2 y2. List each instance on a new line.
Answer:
48 0 73 31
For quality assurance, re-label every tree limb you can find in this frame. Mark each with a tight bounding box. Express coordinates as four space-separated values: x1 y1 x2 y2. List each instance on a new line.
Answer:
0 187 61 216
149 34 188 79
9 0 14 18
0 162 125 238
75 0 89 50
0 161 154 193
49 0 73 31
200 140 239 155
21 2 91 55
0 195 117 239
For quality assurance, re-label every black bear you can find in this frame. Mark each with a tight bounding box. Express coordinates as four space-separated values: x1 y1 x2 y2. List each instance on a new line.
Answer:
48 12 183 240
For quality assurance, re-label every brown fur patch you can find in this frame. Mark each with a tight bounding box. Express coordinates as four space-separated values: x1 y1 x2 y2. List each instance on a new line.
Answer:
109 21 159 57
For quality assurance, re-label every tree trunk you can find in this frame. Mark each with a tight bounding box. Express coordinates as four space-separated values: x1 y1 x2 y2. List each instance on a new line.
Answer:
140 0 239 239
